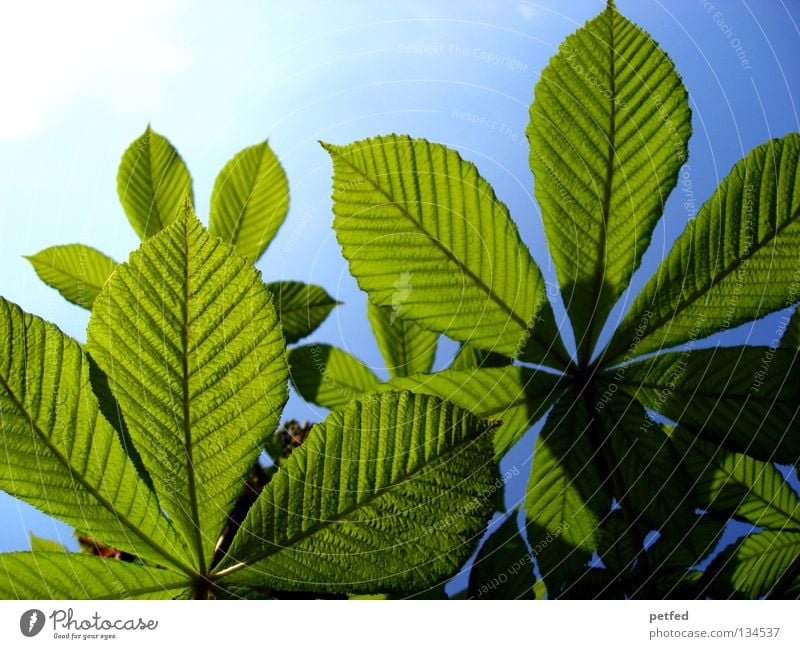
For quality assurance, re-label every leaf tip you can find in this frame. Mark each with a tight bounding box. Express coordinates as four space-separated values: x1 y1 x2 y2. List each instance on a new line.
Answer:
319 140 339 155
181 194 195 215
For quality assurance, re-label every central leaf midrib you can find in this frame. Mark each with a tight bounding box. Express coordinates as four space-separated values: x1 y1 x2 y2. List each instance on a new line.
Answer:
733 484 800 529
396 320 410 372
30 259 107 294
0 371 194 576
581 6 618 363
181 216 207 574
213 422 496 578
335 153 559 357
144 141 166 236
743 535 800 559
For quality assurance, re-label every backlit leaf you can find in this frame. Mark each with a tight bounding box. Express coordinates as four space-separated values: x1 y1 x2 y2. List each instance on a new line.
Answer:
218 391 498 594
367 301 437 378
26 245 117 309
209 140 289 263
87 206 288 569
608 134 800 361
324 135 568 367
289 344 380 409
527 1 690 359
117 126 193 239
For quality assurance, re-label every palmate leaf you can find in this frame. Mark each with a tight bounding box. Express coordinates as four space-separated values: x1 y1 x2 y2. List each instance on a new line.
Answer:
216 391 498 594
621 347 800 463
670 426 800 531
703 531 800 599
467 512 534 599
0 553 187 599
525 394 611 592
0 299 189 571
527 0 690 359
323 135 568 367
209 140 289 263
288 344 379 409
380 366 563 458
608 133 800 361
117 126 193 240
266 281 339 344
86 206 288 570
25 245 118 310
367 301 437 378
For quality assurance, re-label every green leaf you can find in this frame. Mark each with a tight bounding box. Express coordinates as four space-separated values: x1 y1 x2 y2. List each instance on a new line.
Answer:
0 298 189 570
782 306 800 349
30 534 67 554
0 553 187 599
600 393 695 527
217 391 498 594
776 574 800 598
367 301 437 377
649 515 725 574
608 133 800 361
670 426 800 530
86 355 155 494
323 135 568 367
703 531 800 599
86 207 288 570
527 3 690 360
597 511 638 576
288 344 380 409
468 513 534 599
266 281 339 344
209 140 289 263
449 343 510 370
621 347 800 463
525 395 611 591
25 245 117 310
117 126 193 239
380 366 562 458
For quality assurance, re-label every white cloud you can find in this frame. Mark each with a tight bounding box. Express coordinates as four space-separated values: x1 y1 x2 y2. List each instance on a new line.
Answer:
0 0 192 140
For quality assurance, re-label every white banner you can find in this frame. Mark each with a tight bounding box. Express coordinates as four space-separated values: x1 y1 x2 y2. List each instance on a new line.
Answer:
0 600 797 648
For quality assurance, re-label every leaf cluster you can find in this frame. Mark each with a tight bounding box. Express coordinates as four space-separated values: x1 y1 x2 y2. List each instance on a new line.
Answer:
289 2 800 598
1 132 498 599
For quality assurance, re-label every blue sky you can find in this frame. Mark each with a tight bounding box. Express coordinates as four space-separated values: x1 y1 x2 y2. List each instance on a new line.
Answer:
1 0 799 589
